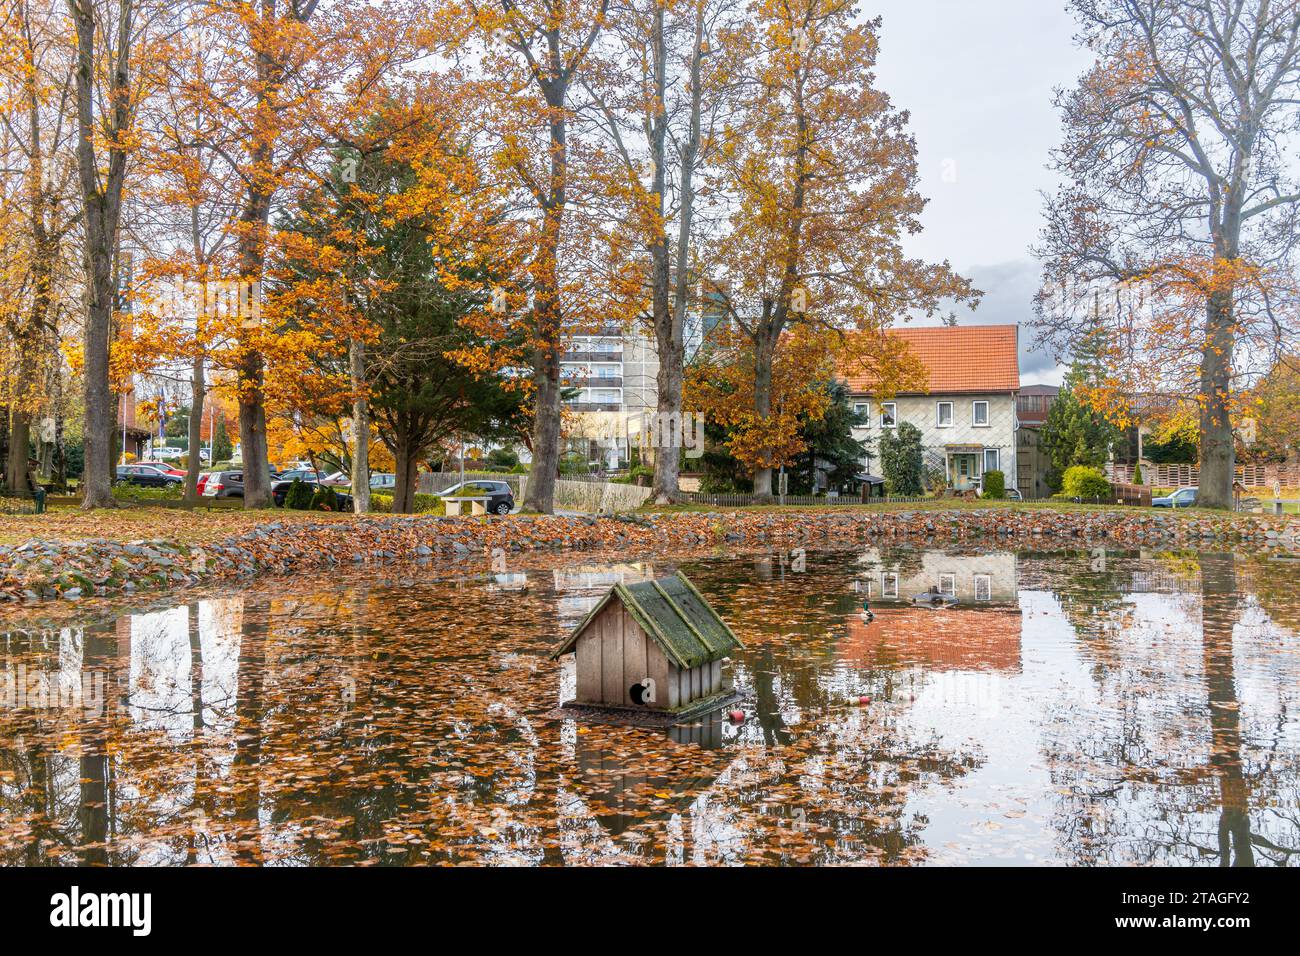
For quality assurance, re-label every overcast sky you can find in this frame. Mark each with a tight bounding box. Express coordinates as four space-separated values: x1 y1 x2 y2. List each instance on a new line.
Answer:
868 1 1097 385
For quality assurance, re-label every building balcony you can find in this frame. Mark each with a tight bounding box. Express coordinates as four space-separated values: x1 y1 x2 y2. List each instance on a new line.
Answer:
561 376 623 389
563 350 622 364
564 402 622 413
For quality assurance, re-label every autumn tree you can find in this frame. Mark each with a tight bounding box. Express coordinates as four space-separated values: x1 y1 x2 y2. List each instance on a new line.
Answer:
1251 355 1300 462
453 0 643 514
176 0 429 508
586 0 737 503
65 0 165 508
703 0 976 498
128 5 245 503
1035 0 1300 509
271 91 528 512
0 0 79 492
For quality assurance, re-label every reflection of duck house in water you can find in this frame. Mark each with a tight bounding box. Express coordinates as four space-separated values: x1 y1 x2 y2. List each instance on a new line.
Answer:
551 572 742 723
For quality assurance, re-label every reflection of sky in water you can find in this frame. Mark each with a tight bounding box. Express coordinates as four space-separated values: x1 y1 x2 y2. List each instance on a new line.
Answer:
1 547 1297 866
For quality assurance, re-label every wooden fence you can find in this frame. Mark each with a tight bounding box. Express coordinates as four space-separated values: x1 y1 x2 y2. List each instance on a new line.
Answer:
1108 462 1300 488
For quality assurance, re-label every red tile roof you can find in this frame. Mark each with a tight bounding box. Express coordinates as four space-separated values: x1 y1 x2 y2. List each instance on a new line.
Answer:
841 325 1020 395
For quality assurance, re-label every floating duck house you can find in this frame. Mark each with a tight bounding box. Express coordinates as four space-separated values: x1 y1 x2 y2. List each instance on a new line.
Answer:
551 572 742 719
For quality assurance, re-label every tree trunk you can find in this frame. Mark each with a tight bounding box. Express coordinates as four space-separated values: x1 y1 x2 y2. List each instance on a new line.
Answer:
6 412 31 493
649 4 686 506
237 351 272 508
185 355 205 503
526 344 562 513
1198 289 1235 509
81 258 117 508
69 0 128 511
393 431 420 514
349 338 370 513
751 321 776 499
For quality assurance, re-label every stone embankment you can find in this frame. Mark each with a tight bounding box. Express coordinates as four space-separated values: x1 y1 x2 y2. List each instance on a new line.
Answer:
2 508 1296 604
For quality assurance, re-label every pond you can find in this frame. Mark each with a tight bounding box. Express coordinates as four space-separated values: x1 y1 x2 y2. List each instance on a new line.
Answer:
1 545 1298 866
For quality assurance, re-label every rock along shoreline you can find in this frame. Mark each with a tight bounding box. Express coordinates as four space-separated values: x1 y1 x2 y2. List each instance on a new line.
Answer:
2 507 1297 605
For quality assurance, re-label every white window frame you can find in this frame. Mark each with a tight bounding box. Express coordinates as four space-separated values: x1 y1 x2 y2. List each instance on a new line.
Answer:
880 402 897 428
853 401 871 424
881 572 899 599
983 448 1000 474
936 401 954 428
938 573 956 597
972 400 990 427
973 574 992 602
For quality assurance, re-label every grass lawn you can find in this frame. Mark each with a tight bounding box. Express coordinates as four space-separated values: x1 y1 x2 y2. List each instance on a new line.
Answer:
0 504 361 547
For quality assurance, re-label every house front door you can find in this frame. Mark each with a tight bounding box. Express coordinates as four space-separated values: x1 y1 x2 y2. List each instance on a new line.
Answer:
951 454 977 490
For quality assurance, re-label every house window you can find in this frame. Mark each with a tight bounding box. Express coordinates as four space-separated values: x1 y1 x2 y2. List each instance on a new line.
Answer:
853 402 870 423
983 448 1000 474
882 573 898 599
880 402 897 428
974 574 992 602
936 402 953 427
972 401 989 426
938 573 956 597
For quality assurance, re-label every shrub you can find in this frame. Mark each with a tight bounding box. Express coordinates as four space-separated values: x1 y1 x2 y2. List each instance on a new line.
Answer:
612 464 654 485
880 421 924 496
982 469 1006 499
367 492 441 513
112 484 182 502
309 486 341 511
1132 461 1143 484
284 478 315 510
1062 465 1112 500
486 447 520 471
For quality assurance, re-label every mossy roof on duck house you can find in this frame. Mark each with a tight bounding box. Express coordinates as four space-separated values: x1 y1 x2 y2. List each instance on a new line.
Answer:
550 571 743 670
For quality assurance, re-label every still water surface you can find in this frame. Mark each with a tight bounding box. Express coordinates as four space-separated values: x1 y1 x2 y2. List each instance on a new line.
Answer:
1 546 1297 866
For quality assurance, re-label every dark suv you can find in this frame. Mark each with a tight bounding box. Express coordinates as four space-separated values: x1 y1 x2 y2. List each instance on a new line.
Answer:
115 464 182 488
440 480 515 515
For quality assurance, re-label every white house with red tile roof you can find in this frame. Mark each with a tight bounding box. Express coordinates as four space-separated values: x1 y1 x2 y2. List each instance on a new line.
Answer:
838 325 1021 493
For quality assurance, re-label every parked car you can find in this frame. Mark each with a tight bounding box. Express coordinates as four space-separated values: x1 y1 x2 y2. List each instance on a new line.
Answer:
276 468 328 484
321 470 352 487
198 468 279 499
1153 486 1198 508
438 480 515 515
135 460 185 477
115 464 183 488
202 470 245 498
271 478 353 510
370 472 396 491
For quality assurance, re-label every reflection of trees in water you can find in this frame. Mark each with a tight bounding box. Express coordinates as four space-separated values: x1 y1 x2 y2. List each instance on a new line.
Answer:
1032 550 1141 681
1042 552 1299 866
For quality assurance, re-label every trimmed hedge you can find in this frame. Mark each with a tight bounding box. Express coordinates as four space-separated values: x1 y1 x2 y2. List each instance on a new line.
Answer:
981 469 1006 500
1062 465 1112 500
284 478 315 510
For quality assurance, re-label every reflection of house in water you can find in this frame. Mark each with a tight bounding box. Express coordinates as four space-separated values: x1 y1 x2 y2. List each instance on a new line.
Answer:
853 549 1018 604
844 550 1022 673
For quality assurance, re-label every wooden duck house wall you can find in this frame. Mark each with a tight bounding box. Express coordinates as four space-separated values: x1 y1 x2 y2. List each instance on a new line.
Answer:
573 601 723 711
